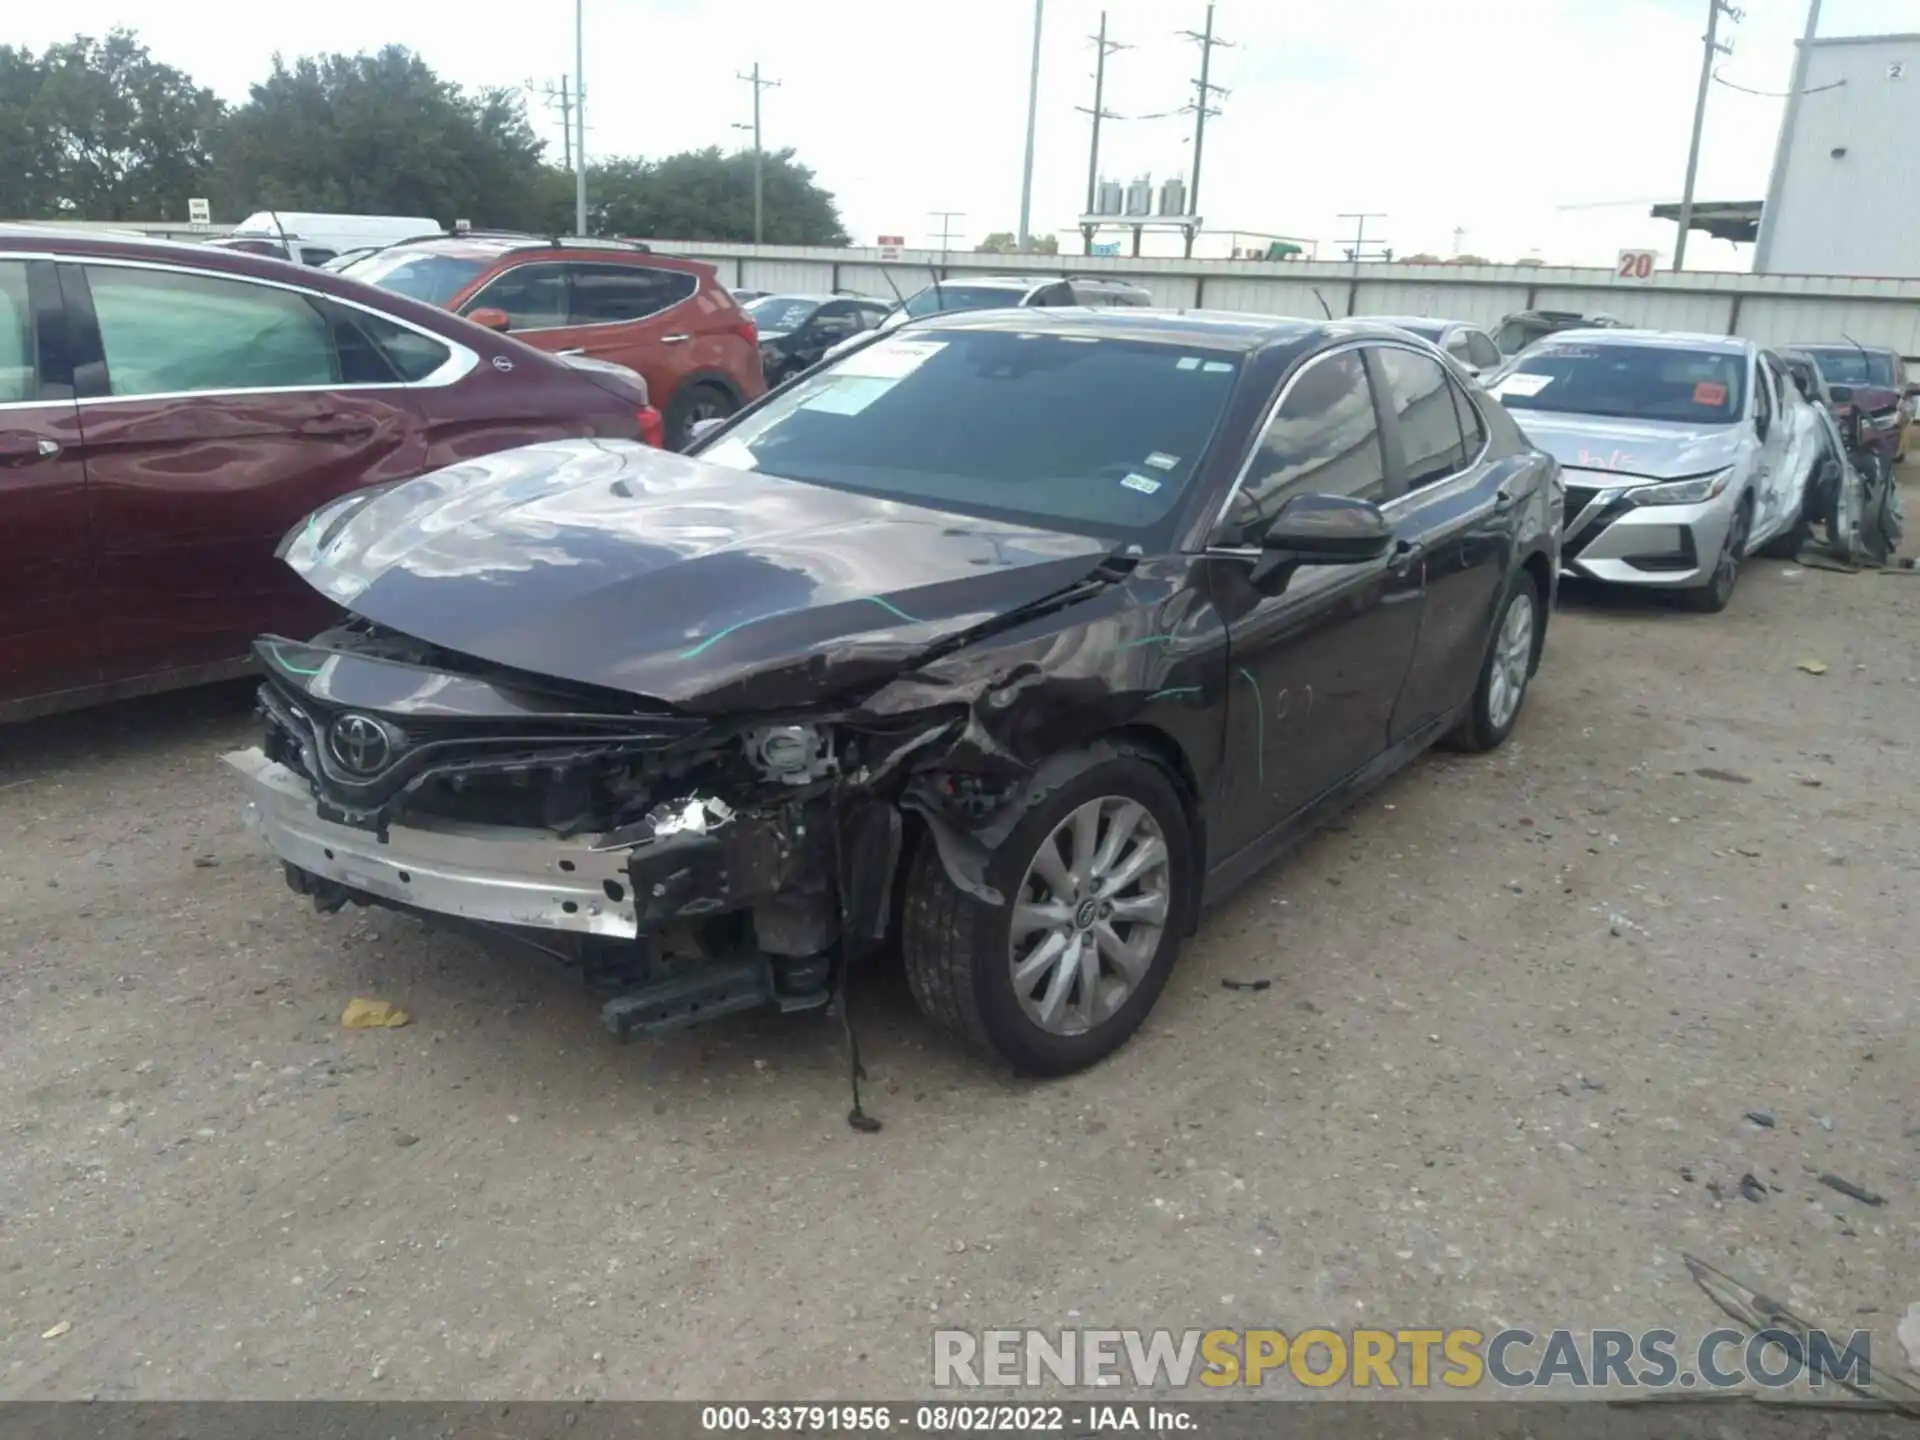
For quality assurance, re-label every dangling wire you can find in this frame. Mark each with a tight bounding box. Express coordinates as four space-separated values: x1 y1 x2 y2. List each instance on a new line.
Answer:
1711 69 1848 98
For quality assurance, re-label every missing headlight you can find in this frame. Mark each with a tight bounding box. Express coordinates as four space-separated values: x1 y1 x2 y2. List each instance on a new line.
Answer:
743 724 837 785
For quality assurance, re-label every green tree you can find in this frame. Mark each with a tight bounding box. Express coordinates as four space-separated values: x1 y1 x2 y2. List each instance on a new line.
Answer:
975 231 1058 254
0 30 222 220
210 46 554 227
587 146 847 245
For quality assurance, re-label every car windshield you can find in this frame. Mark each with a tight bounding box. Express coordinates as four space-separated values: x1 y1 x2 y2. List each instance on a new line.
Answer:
342 249 490 306
1494 318 1550 356
901 284 1027 318
746 296 823 331
1489 342 1747 424
1800 347 1895 388
693 329 1242 539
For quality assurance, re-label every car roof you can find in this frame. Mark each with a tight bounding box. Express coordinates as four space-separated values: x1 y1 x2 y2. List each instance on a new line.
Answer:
900 306 1323 352
1792 340 1897 355
1362 314 1465 334
1530 328 1751 355
0 223 573 361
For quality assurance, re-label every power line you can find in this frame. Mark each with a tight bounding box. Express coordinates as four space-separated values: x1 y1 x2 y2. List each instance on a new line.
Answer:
1178 3 1232 258
928 210 966 255
1075 11 1129 223
736 62 782 245
1017 0 1045 252
573 0 586 234
527 76 575 171
1336 212 1387 309
1674 0 1744 270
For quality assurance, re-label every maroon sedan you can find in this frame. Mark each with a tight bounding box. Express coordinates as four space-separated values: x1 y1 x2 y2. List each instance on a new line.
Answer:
0 226 662 721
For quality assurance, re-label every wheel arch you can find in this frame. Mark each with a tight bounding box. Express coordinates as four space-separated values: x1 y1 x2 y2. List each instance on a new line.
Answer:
1519 548 1554 673
1087 723 1208 935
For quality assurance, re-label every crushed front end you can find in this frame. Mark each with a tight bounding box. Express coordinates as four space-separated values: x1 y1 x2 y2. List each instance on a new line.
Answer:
227 625 963 1041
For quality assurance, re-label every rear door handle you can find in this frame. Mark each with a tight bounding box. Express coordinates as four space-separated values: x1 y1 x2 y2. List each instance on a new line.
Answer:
660 334 691 344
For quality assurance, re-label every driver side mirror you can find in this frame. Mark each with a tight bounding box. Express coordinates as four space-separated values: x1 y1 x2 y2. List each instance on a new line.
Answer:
467 307 511 333
1828 383 1855 404
1249 493 1393 592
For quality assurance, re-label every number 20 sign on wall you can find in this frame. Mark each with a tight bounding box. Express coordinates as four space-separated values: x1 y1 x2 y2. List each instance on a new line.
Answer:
1615 249 1658 281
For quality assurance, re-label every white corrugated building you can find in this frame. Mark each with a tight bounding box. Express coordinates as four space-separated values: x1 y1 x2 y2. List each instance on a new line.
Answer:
1755 32 1920 277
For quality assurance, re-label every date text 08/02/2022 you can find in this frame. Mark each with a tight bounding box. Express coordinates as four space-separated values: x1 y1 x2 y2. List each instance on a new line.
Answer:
701 1404 1196 1433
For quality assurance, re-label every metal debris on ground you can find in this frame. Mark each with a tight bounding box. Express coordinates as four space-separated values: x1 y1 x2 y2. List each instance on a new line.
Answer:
1737 1173 1768 1203
1683 1253 1920 1417
1817 1172 1886 1207
39 1321 70 1340
1696 767 1753 784
1746 1110 1776 1128
1220 978 1272 992
341 998 410 1030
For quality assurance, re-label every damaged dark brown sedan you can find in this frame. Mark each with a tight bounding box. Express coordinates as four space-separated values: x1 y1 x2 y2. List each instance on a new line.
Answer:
228 310 1560 1075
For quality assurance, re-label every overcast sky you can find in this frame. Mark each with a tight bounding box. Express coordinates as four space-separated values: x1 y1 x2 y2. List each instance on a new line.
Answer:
21 0 1920 266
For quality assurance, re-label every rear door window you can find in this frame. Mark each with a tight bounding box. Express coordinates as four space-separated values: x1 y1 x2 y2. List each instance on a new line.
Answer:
464 263 570 331
315 300 454 384
567 264 698 325
0 260 35 403
1374 345 1471 490
1222 348 1387 545
82 264 338 396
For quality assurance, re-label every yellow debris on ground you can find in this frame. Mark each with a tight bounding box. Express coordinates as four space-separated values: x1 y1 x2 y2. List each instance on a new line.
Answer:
341 998 410 1029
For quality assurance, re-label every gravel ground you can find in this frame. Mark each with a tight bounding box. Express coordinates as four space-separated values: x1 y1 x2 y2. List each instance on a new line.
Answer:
2 551 1917 1402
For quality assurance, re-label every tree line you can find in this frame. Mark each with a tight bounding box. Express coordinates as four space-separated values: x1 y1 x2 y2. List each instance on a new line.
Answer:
0 30 850 244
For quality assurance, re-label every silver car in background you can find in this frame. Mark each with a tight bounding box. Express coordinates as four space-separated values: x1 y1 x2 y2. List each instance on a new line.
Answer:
1486 331 1819 612
1366 316 1504 378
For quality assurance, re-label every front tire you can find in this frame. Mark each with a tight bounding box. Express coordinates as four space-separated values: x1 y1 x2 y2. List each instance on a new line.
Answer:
1680 494 1751 613
900 747 1193 1075
1446 570 1539 753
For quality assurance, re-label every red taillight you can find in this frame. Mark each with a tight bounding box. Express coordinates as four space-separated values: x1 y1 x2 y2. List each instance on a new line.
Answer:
638 405 665 448
734 318 757 345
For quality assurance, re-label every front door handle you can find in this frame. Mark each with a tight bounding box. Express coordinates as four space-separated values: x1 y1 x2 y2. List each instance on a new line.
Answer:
1493 485 1518 514
1391 538 1424 572
0 432 59 464
660 334 691 344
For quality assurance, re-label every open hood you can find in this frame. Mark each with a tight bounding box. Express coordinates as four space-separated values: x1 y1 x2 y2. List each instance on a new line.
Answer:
1509 411 1748 481
282 440 1113 713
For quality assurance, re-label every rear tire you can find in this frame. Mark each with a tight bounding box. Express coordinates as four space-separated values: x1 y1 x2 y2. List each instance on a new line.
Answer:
664 382 736 450
1445 570 1540 753
900 746 1192 1076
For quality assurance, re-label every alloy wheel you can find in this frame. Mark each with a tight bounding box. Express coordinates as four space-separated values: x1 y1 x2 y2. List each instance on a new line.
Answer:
1486 590 1535 732
1009 796 1171 1037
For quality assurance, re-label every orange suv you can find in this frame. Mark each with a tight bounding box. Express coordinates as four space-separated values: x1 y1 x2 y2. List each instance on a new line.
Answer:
344 233 765 446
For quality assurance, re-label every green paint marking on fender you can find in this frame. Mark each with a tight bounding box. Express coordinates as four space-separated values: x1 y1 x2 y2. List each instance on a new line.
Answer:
265 642 325 677
1236 666 1264 787
679 595 924 660
1147 686 1201 702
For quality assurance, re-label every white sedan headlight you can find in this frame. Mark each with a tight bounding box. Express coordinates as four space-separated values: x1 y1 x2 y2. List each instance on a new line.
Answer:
1625 467 1735 507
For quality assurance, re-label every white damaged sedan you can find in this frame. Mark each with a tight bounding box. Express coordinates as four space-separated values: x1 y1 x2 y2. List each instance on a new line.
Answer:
1487 331 1820 612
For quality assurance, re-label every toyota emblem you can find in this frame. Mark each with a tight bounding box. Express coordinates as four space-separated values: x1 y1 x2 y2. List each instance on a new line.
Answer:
328 714 392 775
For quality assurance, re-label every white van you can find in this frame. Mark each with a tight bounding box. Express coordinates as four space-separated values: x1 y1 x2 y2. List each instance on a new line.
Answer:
211 212 442 267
